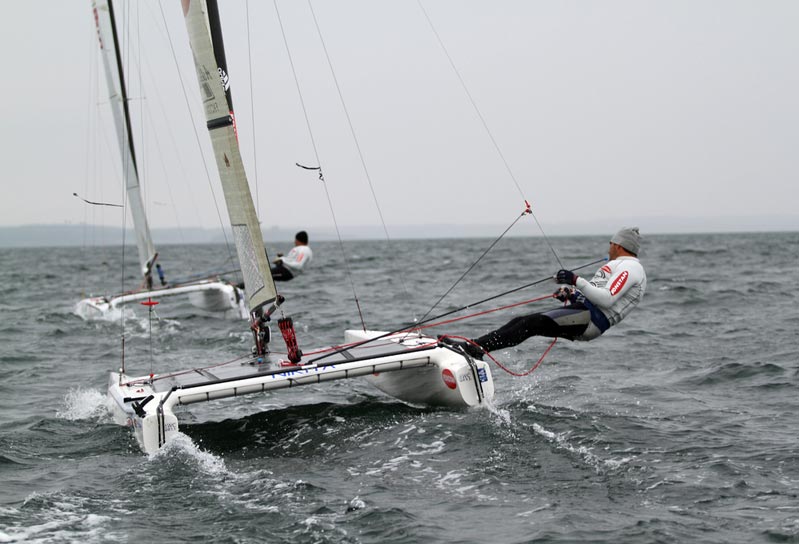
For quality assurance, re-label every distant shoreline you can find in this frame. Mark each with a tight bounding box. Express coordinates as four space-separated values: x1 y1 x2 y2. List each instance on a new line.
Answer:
0 220 797 248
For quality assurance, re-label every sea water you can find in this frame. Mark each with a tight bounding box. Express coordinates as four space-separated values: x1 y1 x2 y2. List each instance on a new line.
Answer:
1 232 798 543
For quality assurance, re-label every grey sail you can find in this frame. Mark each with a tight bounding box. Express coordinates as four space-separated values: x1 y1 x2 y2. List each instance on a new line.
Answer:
179 0 277 313
92 0 157 279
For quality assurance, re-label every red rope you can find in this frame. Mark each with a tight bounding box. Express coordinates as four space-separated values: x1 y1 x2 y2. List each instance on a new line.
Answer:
439 334 558 377
125 292 559 384
298 292 558 361
485 337 558 377
410 293 555 332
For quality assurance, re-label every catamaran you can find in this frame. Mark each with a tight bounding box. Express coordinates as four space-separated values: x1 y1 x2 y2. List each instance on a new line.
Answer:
106 0 495 454
76 0 245 320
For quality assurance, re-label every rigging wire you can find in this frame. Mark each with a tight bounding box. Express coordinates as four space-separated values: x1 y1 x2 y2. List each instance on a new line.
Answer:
308 257 606 365
143 299 158 376
416 0 564 270
135 1 147 223
273 0 366 330
129 276 584 387
413 284 553 332
119 0 131 325
155 0 237 267
305 0 418 323
245 0 261 216
137 1 210 246
83 21 96 278
139 97 187 245
414 203 531 329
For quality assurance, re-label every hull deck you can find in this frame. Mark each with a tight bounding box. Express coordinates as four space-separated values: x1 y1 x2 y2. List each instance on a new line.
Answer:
148 337 434 394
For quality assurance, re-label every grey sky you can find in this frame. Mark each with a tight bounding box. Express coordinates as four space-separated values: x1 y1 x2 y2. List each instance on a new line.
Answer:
2 1 798 238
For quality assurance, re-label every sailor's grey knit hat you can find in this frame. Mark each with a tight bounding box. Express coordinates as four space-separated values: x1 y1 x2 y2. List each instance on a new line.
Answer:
610 227 641 255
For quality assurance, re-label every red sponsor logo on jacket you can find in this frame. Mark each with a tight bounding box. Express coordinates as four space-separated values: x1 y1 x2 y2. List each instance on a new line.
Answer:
601 265 612 275
610 271 629 295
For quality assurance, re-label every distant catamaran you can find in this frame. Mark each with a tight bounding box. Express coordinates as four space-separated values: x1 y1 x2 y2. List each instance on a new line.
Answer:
106 0 495 454
76 0 245 320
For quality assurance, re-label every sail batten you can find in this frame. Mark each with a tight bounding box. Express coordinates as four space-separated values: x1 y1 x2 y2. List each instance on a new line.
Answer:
181 0 277 313
92 0 156 278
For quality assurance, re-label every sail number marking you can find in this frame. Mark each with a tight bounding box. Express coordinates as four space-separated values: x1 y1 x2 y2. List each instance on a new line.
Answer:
271 365 337 379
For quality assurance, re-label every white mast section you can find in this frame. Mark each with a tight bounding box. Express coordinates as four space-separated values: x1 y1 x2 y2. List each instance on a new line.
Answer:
180 0 277 313
92 0 157 279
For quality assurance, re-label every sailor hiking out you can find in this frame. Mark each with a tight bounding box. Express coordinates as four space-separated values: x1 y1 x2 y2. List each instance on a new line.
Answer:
441 227 647 358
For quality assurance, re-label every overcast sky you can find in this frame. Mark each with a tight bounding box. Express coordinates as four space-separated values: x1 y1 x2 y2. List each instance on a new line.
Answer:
2 1 797 238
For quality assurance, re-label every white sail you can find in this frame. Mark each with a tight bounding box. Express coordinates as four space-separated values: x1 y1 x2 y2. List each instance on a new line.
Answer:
92 0 157 279
180 0 277 312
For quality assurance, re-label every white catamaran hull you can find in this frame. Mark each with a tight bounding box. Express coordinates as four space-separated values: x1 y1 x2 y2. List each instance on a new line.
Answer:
349 330 494 407
75 280 246 320
107 330 494 454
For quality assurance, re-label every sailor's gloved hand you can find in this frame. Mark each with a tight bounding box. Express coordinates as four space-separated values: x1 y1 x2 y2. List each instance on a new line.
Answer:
569 291 587 305
556 269 578 285
554 286 574 302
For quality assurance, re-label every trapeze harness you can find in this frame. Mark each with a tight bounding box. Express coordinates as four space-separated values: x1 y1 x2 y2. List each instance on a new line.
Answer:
473 257 647 352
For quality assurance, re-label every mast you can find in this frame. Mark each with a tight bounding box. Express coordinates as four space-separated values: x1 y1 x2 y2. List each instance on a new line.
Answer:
92 0 157 282
180 0 278 316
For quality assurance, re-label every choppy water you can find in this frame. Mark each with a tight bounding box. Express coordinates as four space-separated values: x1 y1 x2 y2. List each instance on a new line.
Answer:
1 232 798 543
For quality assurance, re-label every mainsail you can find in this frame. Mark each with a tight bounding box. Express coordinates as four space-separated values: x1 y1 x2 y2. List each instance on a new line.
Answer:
92 0 157 280
180 0 277 314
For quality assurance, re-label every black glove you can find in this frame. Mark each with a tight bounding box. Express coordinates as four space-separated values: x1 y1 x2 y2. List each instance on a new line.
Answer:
556 269 578 285
569 291 587 305
554 286 573 302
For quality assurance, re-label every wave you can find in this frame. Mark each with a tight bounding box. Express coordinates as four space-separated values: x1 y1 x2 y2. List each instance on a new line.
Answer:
56 388 109 421
0 453 24 466
682 361 786 386
0 496 116 544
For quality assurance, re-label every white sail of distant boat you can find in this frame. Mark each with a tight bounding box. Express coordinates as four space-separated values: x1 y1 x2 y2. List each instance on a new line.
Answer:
105 0 495 454
75 0 246 320
92 0 155 280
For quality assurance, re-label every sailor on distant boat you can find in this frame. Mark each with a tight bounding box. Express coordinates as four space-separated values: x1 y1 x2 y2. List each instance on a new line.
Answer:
271 231 313 282
441 227 647 358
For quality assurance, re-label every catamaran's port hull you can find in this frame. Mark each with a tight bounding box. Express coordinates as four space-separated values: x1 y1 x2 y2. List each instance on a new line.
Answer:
107 331 494 454
76 280 246 320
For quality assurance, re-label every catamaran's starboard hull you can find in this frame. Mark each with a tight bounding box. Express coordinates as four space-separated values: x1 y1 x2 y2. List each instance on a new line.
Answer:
107 330 494 454
75 280 246 320
348 330 494 408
